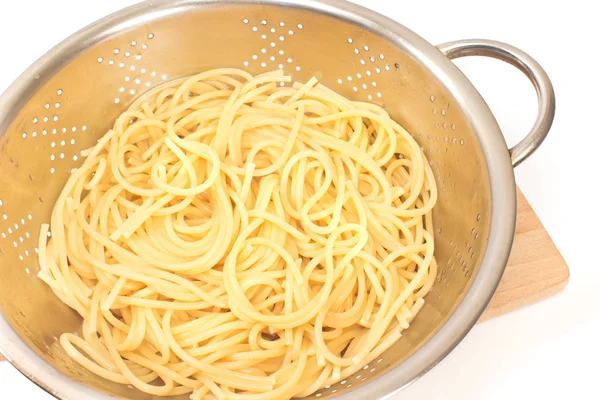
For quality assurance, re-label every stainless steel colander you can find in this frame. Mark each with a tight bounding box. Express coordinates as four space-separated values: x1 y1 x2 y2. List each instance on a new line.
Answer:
0 0 555 399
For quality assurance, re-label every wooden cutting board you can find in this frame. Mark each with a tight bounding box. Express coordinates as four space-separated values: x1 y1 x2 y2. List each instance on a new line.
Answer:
0 188 569 362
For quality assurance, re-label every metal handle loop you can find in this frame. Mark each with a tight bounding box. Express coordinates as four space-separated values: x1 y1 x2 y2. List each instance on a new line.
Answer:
437 39 555 167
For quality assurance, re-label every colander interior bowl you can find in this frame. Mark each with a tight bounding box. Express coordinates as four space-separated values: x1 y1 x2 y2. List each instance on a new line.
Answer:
0 0 519 399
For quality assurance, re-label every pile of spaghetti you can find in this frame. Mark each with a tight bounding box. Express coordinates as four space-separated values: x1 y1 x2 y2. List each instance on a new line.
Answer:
37 69 437 399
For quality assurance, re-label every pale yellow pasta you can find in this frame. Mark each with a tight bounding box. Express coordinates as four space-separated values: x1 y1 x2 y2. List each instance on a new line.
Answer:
38 68 438 399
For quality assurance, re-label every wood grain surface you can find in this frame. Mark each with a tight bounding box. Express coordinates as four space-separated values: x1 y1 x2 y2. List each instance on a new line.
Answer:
0 188 569 362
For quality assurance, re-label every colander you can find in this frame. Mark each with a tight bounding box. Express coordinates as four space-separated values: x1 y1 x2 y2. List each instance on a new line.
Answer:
0 0 555 399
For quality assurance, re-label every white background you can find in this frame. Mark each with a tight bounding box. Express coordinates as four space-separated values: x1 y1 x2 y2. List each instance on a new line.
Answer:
0 0 598 399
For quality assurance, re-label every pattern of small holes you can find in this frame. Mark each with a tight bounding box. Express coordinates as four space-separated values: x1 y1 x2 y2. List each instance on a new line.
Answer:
20 90 63 141
0 202 37 271
312 360 385 397
417 92 481 301
97 33 165 104
430 96 458 135
432 228 480 287
19 89 90 172
338 37 390 100
242 19 304 72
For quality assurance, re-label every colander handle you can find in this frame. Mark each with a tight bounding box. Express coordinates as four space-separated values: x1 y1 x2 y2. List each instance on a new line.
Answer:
437 39 555 168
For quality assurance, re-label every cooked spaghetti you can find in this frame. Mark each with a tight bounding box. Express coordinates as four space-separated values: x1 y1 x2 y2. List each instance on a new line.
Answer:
37 68 437 399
